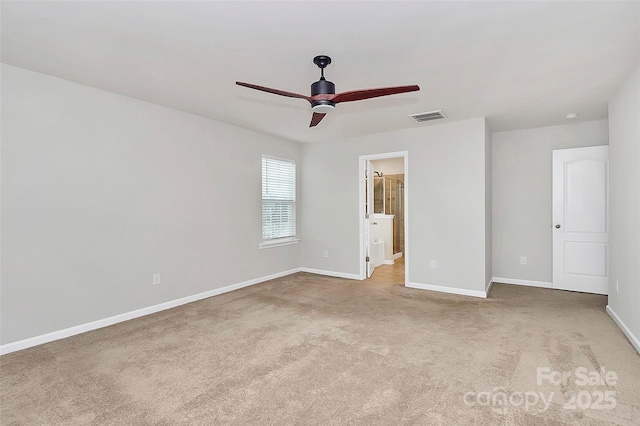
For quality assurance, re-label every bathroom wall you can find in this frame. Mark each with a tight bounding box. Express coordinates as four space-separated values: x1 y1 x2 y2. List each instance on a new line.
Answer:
371 158 404 175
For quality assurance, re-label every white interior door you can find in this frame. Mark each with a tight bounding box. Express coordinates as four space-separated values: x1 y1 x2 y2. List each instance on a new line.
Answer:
365 160 374 278
552 146 609 294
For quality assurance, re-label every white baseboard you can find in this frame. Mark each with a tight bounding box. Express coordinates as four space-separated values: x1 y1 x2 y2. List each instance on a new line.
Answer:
299 267 361 281
606 305 640 355
406 282 488 299
393 252 403 260
485 279 494 296
384 260 395 265
492 277 553 289
0 268 301 356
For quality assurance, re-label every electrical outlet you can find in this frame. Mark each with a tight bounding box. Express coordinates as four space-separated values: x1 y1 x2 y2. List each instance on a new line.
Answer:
520 256 527 265
430 260 437 269
323 250 328 258
153 273 161 286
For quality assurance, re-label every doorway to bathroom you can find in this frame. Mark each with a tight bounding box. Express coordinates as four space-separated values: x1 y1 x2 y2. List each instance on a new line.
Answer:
359 151 408 285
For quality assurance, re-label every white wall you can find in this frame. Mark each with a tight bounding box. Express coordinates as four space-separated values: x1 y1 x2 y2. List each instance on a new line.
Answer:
1 65 301 345
299 118 490 294
607 61 640 351
492 120 609 284
485 122 492 290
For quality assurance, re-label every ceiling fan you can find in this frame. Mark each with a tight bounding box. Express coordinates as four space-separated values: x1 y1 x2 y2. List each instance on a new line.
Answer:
236 55 420 127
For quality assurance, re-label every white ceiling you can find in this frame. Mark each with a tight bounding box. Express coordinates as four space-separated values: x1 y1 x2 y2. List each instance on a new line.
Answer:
2 1 639 143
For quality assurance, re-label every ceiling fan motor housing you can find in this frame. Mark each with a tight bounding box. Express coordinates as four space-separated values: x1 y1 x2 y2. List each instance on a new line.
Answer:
311 78 336 112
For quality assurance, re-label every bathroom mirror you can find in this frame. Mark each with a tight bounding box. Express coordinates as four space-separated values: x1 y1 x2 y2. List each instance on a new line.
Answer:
373 177 385 214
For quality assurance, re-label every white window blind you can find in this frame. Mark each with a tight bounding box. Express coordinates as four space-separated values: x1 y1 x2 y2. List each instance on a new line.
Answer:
262 156 296 241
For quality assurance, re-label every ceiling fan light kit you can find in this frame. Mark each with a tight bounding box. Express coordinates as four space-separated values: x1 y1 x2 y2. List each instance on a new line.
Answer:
311 103 335 113
236 55 420 127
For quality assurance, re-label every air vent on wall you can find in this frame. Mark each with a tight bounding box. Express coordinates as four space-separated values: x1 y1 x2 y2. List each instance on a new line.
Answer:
409 110 446 123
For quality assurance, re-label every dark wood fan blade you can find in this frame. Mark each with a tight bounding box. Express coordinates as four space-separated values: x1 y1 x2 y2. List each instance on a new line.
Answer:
310 112 326 127
331 85 420 103
236 82 312 103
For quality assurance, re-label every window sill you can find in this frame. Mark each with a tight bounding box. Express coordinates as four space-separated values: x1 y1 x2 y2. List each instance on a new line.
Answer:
259 238 301 249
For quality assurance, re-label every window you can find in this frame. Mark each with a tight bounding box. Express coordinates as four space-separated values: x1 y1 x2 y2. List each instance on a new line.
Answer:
261 155 297 247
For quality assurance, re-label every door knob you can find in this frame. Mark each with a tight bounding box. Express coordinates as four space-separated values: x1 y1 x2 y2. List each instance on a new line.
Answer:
555 224 561 229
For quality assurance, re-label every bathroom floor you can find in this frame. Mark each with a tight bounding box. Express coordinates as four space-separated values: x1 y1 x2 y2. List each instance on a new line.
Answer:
369 256 405 286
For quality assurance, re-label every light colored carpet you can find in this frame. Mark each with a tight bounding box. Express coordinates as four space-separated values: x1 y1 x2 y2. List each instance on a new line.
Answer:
1 269 639 425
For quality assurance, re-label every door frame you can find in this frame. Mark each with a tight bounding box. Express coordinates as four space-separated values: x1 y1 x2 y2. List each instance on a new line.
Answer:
365 159 375 278
358 151 409 284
